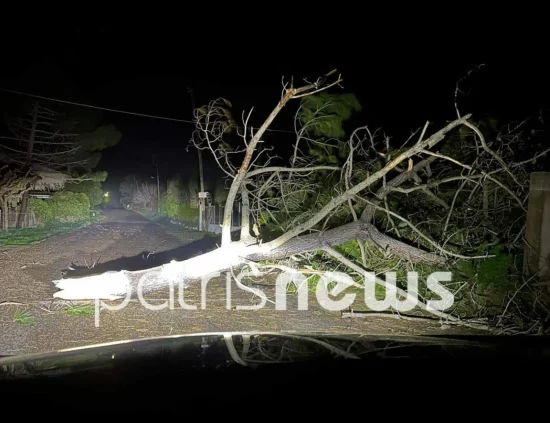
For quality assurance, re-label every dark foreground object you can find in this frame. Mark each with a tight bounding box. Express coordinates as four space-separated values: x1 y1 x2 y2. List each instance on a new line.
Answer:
1 332 549 414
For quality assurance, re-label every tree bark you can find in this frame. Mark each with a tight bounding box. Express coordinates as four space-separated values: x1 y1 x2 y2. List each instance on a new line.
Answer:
360 156 437 222
240 185 251 241
16 193 29 229
52 219 445 300
221 89 295 246
246 220 445 265
16 102 38 229
0 199 7 232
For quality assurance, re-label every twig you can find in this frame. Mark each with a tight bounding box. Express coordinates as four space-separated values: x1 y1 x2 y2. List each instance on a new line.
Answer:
355 196 494 260
420 150 526 212
497 276 533 327
264 115 471 250
342 310 447 323
322 245 491 331
463 120 522 189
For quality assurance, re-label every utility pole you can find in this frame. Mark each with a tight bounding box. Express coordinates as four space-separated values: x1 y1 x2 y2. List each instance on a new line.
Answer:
188 86 205 231
153 154 160 214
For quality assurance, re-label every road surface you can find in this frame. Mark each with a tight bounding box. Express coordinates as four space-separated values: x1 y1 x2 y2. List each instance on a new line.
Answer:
0 209 482 356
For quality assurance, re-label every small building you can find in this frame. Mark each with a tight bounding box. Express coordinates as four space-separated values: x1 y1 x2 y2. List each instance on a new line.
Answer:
28 165 71 199
0 164 70 229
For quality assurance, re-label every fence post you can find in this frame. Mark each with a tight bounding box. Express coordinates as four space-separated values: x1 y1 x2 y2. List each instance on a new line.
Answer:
524 172 550 291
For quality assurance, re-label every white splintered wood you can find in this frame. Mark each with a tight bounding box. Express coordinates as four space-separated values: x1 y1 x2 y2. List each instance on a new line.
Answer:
52 271 130 300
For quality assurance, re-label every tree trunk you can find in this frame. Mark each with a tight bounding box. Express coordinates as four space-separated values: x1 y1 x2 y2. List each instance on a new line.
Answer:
0 199 7 232
52 219 445 300
221 90 296 247
247 220 445 265
240 185 251 240
16 102 38 229
16 193 29 229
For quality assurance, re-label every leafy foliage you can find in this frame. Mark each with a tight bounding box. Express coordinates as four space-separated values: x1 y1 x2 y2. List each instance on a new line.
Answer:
257 93 362 233
77 124 121 151
298 93 361 139
2 102 121 174
165 201 198 224
30 192 90 224
71 124 122 171
478 245 514 286
252 89 545 327
454 245 514 288
163 178 198 225
64 172 108 207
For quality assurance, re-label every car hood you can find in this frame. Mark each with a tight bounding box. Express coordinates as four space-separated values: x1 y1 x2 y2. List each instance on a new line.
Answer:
2 331 550 379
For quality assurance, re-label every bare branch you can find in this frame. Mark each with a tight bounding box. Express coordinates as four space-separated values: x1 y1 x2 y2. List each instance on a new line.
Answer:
462 120 522 189
420 150 526 212
218 71 343 246
358 196 495 260
263 115 471 250
246 165 340 179
390 175 483 194
323 246 489 331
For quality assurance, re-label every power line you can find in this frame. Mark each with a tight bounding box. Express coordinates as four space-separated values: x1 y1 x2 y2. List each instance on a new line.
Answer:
0 87 295 134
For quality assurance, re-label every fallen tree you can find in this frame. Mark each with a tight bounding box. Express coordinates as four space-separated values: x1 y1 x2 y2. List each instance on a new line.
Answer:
51 70 544 331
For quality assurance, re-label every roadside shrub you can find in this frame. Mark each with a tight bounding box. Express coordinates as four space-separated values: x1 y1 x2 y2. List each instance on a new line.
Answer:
64 172 108 207
65 180 104 206
30 192 90 225
164 193 180 218
28 197 53 222
454 244 514 288
164 193 198 224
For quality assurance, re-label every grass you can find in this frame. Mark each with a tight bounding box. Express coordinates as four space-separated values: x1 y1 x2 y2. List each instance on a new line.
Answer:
0 213 105 247
13 309 36 325
62 304 95 316
0 223 83 246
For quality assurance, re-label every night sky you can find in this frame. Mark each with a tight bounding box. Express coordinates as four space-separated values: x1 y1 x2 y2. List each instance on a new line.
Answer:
1 26 548 197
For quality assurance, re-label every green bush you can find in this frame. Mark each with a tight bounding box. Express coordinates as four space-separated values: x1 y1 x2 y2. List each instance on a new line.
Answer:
164 193 198 224
64 180 104 206
454 244 514 288
29 197 53 222
30 191 90 224
477 245 514 287
164 194 180 219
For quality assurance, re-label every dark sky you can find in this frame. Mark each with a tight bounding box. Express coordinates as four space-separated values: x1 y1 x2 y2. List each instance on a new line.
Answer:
1 26 549 193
